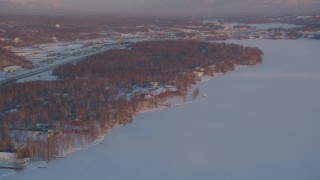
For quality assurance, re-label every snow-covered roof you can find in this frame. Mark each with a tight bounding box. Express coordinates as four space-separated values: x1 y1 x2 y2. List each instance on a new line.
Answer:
3 65 22 72
0 152 17 160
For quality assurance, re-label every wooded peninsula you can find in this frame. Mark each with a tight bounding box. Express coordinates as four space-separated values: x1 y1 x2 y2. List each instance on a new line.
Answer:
0 40 262 161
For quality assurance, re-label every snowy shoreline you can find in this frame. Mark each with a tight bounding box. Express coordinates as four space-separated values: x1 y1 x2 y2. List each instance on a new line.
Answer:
2 39 320 180
0 63 248 178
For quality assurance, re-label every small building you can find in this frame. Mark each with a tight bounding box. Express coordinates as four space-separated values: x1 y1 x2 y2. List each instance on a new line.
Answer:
0 152 17 160
47 129 61 137
0 152 25 170
150 88 167 96
36 123 51 131
14 51 32 56
52 37 58 42
208 65 215 70
13 37 20 43
164 85 178 92
2 46 13 50
29 54 48 61
4 108 18 114
143 93 153 99
3 65 22 72
193 71 204 78
150 82 159 88
194 67 205 72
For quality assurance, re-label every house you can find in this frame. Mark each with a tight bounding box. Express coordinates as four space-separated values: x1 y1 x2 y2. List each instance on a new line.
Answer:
195 71 204 78
143 93 153 99
13 37 20 43
0 152 17 160
193 71 204 79
35 123 51 131
150 88 166 96
2 46 13 50
208 65 215 69
11 50 32 57
0 152 25 170
164 85 178 92
4 108 18 114
194 67 205 72
3 65 22 72
14 52 30 57
47 129 61 137
150 82 159 88
52 37 58 42
30 54 49 61
193 67 205 79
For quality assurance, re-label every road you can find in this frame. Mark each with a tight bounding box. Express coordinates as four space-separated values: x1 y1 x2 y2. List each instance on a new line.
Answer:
0 41 132 87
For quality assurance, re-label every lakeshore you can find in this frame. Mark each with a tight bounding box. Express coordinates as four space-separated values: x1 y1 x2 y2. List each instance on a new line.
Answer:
1 39 319 179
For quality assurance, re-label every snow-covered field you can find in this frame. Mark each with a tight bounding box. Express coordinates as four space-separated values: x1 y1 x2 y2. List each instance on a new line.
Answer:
1 39 320 180
17 70 57 83
0 39 134 84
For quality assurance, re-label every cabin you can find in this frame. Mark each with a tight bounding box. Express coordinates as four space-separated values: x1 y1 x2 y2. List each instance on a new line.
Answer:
3 65 22 72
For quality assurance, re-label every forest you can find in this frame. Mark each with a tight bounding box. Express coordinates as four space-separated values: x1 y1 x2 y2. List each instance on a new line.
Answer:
0 40 262 160
0 16 222 47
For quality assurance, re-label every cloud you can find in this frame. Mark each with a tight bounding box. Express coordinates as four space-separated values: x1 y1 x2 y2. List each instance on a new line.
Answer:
0 0 61 8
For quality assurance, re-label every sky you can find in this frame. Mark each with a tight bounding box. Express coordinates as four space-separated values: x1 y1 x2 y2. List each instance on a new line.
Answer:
0 0 319 15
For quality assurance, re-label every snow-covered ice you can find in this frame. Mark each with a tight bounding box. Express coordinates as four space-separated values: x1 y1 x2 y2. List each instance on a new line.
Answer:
1 39 320 180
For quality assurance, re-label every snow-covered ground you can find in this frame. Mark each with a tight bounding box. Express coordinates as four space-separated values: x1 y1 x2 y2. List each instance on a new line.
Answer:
0 39 137 84
17 70 57 83
1 39 320 180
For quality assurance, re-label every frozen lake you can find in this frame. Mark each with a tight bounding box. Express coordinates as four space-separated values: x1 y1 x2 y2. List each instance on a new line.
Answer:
2 39 320 180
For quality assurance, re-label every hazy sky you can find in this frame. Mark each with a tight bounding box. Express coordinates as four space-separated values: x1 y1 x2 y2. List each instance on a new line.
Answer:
0 0 319 15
